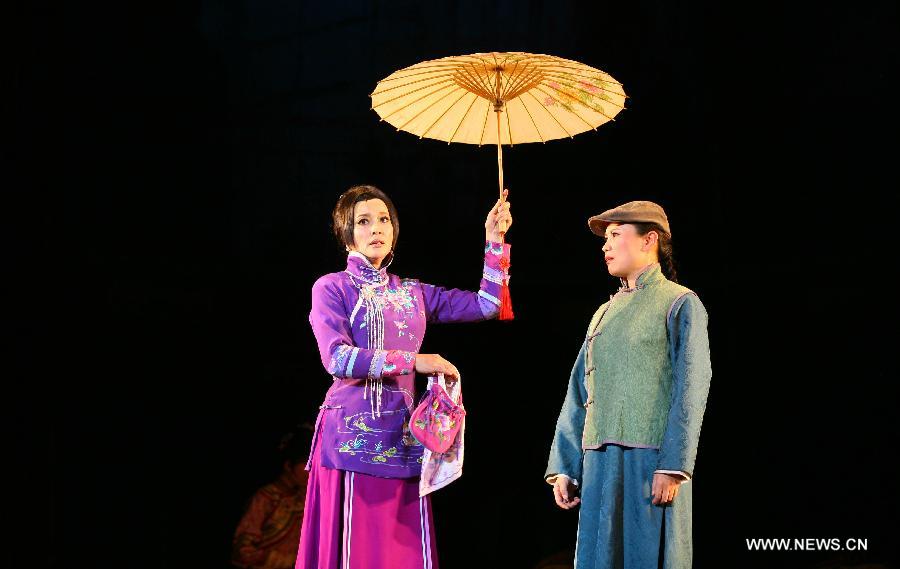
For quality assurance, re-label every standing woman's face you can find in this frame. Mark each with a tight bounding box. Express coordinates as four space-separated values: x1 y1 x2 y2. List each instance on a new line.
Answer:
350 199 394 268
601 223 656 278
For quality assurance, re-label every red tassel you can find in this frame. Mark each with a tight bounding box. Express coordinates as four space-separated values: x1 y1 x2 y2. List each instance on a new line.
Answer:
499 280 514 320
496 252 513 320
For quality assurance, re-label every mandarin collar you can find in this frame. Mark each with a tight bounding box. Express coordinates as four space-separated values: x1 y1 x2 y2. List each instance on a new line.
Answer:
345 251 392 285
617 262 664 292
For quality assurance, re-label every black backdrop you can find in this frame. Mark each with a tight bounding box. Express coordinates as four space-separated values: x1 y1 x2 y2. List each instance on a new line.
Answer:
10 1 898 568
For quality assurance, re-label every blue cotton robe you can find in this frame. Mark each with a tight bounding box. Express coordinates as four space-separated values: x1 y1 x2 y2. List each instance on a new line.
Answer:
546 293 712 569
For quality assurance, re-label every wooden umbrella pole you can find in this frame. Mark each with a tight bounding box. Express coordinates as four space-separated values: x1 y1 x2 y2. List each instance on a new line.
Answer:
495 106 507 241
493 65 508 240
492 65 513 320
493 100 514 320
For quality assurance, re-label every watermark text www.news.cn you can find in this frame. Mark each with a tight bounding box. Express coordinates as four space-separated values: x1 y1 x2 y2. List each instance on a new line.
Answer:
746 538 868 552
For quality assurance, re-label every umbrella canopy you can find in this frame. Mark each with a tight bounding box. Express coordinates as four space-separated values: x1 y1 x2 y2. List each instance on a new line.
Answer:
370 51 626 146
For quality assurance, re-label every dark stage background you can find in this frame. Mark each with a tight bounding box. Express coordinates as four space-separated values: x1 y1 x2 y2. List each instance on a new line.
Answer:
10 1 898 568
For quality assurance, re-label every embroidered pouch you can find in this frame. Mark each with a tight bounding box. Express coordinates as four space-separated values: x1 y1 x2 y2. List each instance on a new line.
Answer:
410 374 465 453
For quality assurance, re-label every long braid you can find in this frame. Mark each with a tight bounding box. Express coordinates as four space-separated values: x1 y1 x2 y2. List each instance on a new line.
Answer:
633 222 678 283
657 232 678 283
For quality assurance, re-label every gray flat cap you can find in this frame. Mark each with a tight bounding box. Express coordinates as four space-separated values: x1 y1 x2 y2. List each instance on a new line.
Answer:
588 200 671 237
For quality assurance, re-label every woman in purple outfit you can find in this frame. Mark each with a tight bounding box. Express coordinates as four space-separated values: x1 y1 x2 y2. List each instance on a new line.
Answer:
295 185 513 569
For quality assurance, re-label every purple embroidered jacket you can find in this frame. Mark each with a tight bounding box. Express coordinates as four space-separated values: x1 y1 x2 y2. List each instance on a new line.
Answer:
308 241 511 479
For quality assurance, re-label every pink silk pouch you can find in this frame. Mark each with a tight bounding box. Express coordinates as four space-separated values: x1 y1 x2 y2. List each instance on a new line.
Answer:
410 374 465 453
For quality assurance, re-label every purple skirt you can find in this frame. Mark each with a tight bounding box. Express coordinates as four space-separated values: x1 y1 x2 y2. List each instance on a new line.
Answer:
295 415 439 569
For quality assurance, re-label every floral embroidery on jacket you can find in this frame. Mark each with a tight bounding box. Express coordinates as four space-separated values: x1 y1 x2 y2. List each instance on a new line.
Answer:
486 242 505 256
327 344 353 376
381 349 415 377
351 417 375 432
356 283 418 318
338 435 368 455
383 286 416 314
370 446 397 463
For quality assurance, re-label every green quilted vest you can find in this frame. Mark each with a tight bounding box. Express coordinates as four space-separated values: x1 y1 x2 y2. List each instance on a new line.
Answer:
583 263 693 449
